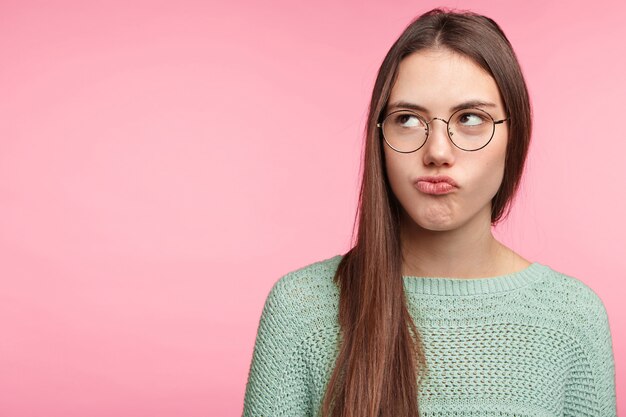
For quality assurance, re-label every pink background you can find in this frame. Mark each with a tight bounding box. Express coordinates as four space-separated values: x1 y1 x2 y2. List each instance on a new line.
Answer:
1 1 624 416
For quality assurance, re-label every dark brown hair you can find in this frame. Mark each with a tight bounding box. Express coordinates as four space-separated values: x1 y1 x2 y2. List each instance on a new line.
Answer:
321 8 532 417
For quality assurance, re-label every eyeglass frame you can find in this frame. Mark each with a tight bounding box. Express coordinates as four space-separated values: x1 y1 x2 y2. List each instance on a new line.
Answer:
376 107 510 153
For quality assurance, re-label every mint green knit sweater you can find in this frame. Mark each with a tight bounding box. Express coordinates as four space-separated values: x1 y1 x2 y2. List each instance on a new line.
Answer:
242 255 616 416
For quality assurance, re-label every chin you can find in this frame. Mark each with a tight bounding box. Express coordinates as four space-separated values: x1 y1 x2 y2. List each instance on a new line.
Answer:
401 207 458 232
415 219 458 232
420 223 455 232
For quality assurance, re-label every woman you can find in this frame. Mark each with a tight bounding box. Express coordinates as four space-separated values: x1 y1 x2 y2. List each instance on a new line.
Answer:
242 8 616 417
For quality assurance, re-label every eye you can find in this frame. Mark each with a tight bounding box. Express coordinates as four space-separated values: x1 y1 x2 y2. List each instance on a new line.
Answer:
457 112 487 126
389 112 425 129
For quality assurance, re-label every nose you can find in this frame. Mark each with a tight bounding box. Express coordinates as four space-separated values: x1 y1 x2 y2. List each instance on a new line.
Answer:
422 118 455 167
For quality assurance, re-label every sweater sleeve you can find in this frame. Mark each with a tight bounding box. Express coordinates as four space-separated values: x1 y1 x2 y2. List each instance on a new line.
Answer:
242 276 311 417
588 298 617 416
565 290 617 417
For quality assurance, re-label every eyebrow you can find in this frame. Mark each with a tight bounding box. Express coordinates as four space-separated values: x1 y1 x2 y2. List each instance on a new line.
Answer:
386 99 498 114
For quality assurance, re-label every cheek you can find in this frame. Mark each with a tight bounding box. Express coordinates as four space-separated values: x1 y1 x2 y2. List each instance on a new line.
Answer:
383 150 409 194
473 145 507 198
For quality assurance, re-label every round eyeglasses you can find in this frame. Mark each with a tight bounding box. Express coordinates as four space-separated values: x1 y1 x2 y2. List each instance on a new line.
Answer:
376 107 509 153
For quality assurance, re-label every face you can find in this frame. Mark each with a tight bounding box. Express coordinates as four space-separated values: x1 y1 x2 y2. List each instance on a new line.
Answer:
383 48 508 234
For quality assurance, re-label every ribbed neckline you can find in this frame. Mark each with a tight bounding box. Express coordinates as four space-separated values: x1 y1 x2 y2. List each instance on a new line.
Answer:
402 262 547 296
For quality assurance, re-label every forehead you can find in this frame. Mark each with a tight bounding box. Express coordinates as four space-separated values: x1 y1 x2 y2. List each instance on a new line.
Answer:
389 48 504 112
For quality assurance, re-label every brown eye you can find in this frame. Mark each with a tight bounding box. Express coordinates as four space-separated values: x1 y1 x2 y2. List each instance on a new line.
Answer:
390 112 425 128
458 112 487 126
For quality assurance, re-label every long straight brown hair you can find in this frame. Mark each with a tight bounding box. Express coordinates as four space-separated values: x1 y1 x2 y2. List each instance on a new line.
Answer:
321 8 532 417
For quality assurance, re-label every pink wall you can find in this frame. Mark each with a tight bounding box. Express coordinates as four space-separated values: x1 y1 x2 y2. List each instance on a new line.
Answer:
1 1 623 416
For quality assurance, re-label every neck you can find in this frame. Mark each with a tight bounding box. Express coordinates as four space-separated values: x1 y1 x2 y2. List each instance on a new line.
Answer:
399 206 514 279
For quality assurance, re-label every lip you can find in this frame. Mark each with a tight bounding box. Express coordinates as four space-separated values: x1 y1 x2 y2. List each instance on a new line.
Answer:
414 175 458 195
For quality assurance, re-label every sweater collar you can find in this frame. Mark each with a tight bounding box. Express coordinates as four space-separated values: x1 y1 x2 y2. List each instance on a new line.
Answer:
402 262 546 296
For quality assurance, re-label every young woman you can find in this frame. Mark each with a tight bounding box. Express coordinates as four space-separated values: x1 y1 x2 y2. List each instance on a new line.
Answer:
242 8 616 417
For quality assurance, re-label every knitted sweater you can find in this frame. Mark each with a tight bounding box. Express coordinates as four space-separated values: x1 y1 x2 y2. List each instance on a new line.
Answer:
242 254 617 416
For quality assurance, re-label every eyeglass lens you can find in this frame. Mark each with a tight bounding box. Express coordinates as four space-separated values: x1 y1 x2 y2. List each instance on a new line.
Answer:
381 108 496 152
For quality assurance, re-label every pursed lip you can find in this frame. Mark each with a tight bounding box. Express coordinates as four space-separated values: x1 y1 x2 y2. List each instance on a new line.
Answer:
415 175 458 195
414 175 458 187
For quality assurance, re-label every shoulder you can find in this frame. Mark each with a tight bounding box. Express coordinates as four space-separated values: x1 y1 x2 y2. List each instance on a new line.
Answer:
266 254 342 306
259 254 343 331
534 264 612 341
538 264 609 317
